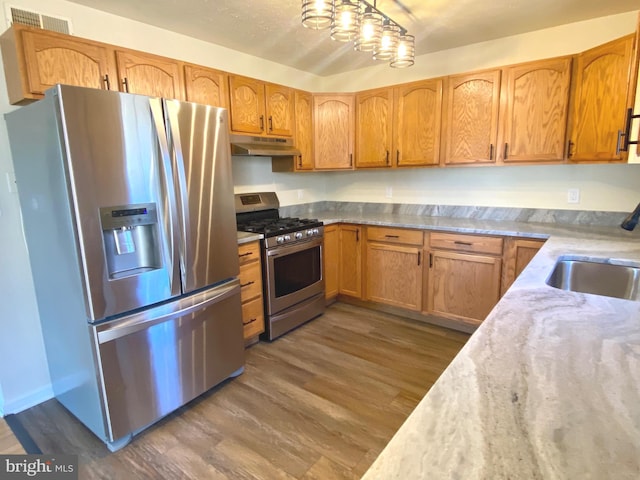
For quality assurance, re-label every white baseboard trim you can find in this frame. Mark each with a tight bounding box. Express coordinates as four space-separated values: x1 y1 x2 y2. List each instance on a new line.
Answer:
2 385 54 414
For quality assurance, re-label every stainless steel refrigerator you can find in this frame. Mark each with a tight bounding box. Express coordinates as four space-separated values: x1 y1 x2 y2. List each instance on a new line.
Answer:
5 85 244 450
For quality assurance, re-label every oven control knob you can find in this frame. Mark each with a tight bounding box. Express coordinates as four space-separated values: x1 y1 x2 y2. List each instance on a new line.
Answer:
313 228 319 235
295 232 303 239
277 236 285 244
284 235 291 241
307 229 314 236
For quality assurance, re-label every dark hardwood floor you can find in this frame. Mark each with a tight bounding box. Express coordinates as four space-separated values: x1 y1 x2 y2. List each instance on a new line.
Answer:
15 303 470 479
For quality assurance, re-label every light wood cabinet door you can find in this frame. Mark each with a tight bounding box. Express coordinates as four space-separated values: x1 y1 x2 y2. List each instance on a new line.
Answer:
295 90 314 170
115 50 184 100
427 250 502 325
394 78 443 167
323 225 339 298
265 83 294 137
441 69 501 165
238 241 265 341
228 75 266 134
501 237 546 295
184 64 228 109
499 57 572 163
355 88 393 168
339 225 362 298
314 94 355 170
568 34 635 162
366 242 423 311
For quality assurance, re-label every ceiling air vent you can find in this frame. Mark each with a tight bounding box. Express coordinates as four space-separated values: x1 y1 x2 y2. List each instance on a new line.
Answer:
5 4 72 34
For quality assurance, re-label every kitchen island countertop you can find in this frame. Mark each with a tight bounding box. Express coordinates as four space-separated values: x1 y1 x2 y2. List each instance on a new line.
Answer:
309 210 640 479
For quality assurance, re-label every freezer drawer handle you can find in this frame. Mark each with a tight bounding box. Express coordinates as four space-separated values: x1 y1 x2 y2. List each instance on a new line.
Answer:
96 280 240 343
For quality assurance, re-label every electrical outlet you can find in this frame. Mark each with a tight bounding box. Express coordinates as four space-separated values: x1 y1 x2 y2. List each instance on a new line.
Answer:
297 189 304 200
385 186 393 198
567 188 580 204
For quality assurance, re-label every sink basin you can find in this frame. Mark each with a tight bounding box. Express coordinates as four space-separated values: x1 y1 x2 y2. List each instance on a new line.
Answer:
546 258 640 301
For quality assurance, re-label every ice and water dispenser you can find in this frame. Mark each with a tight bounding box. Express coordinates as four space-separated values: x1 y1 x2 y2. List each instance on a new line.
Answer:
100 203 162 279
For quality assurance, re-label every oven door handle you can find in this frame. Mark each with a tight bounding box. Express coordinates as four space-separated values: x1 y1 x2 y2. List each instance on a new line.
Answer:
266 237 323 257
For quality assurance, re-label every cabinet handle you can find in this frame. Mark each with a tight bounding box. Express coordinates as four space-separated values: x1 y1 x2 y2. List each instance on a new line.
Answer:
503 143 508 160
298 155 302 168
260 115 264 131
566 140 574 159
489 143 494 160
243 317 258 326
616 129 625 156
268 116 273 132
396 149 400 164
122 77 129 93
454 240 473 246
429 253 433 268
386 150 390 165
350 153 353 167
103 74 111 90
356 229 359 242
240 281 255 288
239 252 253 258
619 107 639 153
417 251 421 266
384 235 400 238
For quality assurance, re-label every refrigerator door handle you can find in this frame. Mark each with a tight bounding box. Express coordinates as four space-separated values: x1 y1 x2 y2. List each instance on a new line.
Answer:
96 279 240 343
164 100 191 292
150 99 182 297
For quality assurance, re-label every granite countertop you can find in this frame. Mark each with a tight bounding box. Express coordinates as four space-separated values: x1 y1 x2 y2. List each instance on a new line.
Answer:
237 231 262 245
306 210 640 479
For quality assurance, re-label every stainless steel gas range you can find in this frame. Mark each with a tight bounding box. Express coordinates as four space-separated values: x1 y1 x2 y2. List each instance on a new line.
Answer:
235 192 325 340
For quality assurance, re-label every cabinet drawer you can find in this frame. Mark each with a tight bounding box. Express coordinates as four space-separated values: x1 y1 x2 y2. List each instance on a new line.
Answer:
367 226 423 246
242 296 265 339
240 261 263 301
238 241 261 266
429 232 503 255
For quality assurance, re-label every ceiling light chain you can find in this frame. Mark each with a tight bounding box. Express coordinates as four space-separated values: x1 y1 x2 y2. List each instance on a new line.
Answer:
301 0 415 68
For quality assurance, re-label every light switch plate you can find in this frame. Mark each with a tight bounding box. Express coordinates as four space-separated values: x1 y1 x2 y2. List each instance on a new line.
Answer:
567 188 580 204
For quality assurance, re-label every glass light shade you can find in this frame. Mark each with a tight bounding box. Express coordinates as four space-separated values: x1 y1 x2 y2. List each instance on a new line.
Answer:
390 34 415 68
301 0 334 30
354 8 382 52
330 0 361 42
373 20 400 60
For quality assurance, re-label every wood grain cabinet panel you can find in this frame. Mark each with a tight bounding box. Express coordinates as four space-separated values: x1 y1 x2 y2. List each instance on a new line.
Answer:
323 225 339 299
339 225 363 298
238 241 265 342
184 64 228 109
499 57 572 163
441 69 501 165
568 34 635 162
228 75 266 134
115 50 184 100
313 94 355 170
294 90 314 170
501 237 546 295
355 88 393 168
394 78 443 167
265 83 295 137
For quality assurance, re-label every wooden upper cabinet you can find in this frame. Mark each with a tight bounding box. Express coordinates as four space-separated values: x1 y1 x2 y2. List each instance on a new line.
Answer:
499 57 572 163
568 34 635 162
394 78 443 167
228 75 265 134
313 94 355 170
294 90 314 170
184 64 228 109
1 25 115 104
355 88 393 168
115 50 184 100
441 69 501 165
265 83 295 137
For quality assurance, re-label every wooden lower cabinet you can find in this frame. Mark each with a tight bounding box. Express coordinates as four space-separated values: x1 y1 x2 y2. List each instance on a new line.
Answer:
238 241 265 342
501 237 546 295
366 241 423 311
323 225 340 299
339 225 363 298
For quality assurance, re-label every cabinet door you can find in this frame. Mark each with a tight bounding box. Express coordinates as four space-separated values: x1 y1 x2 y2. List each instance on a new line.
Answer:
501 238 545 295
500 57 572 163
366 243 422 311
441 70 501 165
394 79 443 167
339 225 362 298
265 83 294 137
428 250 501 325
568 35 635 162
228 75 266 134
184 64 228 109
294 90 314 170
355 88 393 168
323 225 340 299
314 94 355 170
115 50 184 100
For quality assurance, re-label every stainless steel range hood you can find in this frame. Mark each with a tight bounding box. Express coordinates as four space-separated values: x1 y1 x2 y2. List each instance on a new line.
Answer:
230 134 301 157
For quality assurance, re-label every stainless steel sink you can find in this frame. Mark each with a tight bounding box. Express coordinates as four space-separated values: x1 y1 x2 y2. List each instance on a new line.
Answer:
546 258 640 300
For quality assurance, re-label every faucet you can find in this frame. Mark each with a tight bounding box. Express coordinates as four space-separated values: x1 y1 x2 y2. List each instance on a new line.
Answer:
621 202 640 231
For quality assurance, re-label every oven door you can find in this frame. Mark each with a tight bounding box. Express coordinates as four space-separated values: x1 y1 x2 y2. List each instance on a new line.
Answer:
264 237 324 315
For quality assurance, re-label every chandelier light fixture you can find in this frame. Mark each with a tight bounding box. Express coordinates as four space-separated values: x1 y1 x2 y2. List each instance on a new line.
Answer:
301 0 415 68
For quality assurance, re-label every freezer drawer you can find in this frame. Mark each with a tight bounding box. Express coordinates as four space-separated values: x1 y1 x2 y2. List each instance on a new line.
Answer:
94 280 244 442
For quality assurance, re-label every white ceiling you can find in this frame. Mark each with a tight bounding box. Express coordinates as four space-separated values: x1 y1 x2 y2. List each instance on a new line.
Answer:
65 0 639 76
